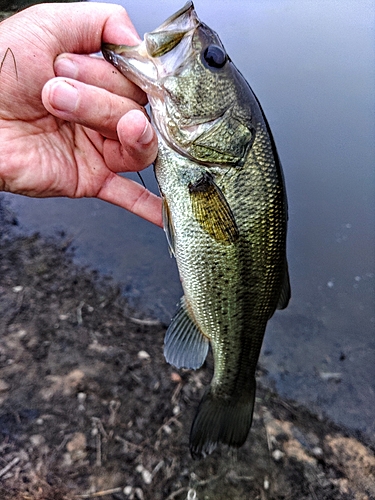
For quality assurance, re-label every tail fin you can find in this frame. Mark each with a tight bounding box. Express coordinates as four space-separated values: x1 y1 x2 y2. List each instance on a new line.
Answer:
189 380 256 459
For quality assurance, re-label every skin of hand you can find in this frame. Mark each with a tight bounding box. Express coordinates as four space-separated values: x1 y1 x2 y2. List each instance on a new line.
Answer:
0 2 162 226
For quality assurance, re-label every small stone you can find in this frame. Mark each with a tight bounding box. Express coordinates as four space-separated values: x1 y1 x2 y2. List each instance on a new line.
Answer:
0 379 10 392
134 488 144 500
170 372 182 383
173 405 180 415
272 449 285 461
12 285 23 293
312 446 323 457
137 350 150 360
62 452 72 467
163 425 172 435
123 486 133 496
77 392 86 403
66 432 87 461
30 434 45 447
136 465 152 485
141 469 152 485
319 372 342 382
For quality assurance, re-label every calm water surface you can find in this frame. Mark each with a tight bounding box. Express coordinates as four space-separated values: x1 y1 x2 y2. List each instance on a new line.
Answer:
5 0 375 440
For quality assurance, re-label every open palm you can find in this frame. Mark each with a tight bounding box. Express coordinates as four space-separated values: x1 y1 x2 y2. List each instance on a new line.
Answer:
0 2 162 226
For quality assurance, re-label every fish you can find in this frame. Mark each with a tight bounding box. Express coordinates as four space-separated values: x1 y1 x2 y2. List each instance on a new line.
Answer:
102 1 290 458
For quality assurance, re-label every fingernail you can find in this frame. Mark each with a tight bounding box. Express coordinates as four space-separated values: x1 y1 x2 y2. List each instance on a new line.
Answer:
137 119 154 145
50 81 79 112
54 56 78 78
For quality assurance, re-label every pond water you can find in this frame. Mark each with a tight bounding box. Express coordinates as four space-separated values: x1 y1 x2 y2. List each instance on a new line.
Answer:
4 0 375 441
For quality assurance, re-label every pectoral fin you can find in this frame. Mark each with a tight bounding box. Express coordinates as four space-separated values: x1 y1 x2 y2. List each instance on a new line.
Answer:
164 297 209 370
188 172 239 244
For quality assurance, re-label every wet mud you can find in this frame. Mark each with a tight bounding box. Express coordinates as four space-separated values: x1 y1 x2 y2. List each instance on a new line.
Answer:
1 197 375 500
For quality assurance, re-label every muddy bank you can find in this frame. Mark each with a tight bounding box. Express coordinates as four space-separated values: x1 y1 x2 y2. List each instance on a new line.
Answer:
0 196 374 500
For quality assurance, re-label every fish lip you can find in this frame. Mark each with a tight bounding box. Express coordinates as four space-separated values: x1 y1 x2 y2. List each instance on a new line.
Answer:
102 1 199 94
153 1 195 31
102 42 160 92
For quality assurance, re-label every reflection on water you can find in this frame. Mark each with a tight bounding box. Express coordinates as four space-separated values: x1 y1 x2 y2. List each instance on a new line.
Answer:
5 0 374 440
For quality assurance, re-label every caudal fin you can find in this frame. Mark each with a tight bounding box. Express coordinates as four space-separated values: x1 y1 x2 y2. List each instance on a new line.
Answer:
189 381 256 459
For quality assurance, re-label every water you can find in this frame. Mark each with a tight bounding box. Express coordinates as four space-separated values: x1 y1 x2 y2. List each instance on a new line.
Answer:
4 0 375 440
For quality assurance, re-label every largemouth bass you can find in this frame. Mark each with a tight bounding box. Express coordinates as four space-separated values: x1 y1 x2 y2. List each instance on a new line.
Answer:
102 1 290 458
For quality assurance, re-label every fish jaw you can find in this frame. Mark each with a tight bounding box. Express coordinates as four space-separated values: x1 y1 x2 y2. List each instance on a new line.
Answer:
102 1 199 98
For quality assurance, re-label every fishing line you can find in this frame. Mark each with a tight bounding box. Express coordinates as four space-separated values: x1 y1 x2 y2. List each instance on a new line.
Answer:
137 172 146 188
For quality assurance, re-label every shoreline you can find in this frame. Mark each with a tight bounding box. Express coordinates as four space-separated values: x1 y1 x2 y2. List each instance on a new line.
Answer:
1 195 374 499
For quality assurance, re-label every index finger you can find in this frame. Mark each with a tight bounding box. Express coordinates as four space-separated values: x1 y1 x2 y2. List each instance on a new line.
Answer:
32 2 140 53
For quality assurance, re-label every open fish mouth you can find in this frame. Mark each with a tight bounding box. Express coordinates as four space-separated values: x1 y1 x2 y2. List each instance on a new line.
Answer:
102 1 199 94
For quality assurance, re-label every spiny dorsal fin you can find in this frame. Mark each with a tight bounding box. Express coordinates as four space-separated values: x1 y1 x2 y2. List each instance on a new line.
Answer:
164 297 209 370
188 172 239 244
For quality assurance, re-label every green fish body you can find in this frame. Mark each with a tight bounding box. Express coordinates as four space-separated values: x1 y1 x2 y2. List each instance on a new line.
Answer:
102 1 290 458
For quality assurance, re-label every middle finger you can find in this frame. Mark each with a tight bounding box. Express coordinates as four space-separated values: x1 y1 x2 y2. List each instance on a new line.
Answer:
42 77 147 140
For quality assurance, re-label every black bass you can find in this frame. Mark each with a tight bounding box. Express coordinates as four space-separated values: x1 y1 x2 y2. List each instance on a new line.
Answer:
102 1 290 458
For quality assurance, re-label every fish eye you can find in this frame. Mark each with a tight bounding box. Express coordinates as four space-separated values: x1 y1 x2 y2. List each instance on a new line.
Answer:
202 45 227 70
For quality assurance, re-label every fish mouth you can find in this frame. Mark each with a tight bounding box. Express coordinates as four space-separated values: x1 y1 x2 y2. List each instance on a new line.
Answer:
102 1 199 96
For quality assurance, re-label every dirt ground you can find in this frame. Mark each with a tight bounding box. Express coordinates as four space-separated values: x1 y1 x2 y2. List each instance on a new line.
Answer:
1 194 375 500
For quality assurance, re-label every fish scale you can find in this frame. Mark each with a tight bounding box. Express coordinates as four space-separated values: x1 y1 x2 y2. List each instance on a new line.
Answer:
102 1 290 458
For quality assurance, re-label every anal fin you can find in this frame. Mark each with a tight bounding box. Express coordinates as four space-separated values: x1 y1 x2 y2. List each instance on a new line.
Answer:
164 297 209 370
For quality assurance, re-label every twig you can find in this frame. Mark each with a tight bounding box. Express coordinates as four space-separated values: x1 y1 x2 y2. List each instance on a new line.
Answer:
231 474 255 482
151 460 164 480
0 457 20 478
156 413 183 437
309 484 319 500
129 316 161 326
76 301 85 325
108 400 121 426
171 382 183 404
265 423 273 453
92 417 108 467
114 435 143 451
74 487 122 499
165 486 189 500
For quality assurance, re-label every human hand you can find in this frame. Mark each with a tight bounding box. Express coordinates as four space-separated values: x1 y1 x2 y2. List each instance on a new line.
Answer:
0 2 162 226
